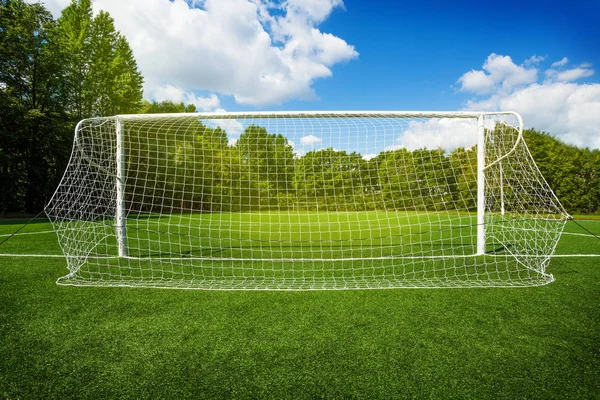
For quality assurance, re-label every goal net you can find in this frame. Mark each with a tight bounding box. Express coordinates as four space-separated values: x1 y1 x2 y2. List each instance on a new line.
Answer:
45 111 569 289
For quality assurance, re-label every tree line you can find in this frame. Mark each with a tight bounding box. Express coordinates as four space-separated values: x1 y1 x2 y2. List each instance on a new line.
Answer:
1 0 599 215
124 121 600 215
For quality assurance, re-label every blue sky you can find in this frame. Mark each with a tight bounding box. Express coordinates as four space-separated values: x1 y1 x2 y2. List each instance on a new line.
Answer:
40 0 600 148
209 0 600 112
297 0 600 111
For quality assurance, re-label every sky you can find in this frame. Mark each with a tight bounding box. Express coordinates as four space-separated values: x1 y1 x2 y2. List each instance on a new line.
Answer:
35 0 600 149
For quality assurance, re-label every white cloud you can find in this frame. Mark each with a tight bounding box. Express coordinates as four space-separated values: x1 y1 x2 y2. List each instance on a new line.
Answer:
316 147 338 152
546 67 595 82
65 0 357 107
152 84 221 111
551 57 569 68
284 0 344 24
362 153 377 161
457 70 495 94
203 119 245 136
32 0 357 107
384 144 404 152
524 55 545 66
294 149 306 158
387 119 479 152
462 54 600 149
228 138 238 147
300 134 322 145
457 53 538 95
30 0 70 17
545 57 595 83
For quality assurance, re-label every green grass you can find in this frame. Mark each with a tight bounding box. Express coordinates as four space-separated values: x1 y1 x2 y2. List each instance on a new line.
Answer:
1 217 599 398
36 211 561 288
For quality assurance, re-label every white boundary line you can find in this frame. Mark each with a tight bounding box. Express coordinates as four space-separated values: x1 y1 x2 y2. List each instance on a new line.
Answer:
0 254 66 257
1 253 599 258
1 227 595 237
561 231 599 238
0 230 56 237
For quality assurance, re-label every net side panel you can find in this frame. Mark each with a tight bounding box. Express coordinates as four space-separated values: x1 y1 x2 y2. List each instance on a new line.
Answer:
45 119 119 276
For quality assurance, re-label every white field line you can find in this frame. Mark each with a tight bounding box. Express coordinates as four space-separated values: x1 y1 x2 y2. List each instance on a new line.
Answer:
0 254 67 257
0 230 55 237
135 213 475 225
0 225 590 236
1 253 599 258
561 231 599 238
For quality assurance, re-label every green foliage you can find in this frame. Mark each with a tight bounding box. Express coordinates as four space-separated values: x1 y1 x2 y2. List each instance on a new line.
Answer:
525 128 600 214
377 148 459 211
49 0 93 118
449 147 478 210
295 148 368 210
116 119 599 214
139 100 197 114
0 0 143 213
55 1 143 117
0 0 71 213
236 125 295 210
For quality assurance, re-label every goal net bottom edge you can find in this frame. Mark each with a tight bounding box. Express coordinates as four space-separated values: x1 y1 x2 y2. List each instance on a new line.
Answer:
56 274 555 290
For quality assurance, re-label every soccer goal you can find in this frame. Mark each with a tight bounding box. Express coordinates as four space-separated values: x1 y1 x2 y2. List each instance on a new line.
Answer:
45 111 569 289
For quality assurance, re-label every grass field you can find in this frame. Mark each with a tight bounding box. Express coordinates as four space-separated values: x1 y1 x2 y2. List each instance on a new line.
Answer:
41 211 561 288
1 216 599 398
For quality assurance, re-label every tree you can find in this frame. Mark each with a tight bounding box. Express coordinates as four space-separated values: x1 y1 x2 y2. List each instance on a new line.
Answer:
525 128 600 214
378 148 456 211
50 0 92 119
0 0 71 213
235 125 295 210
139 100 197 114
0 0 145 213
449 146 477 211
294 148 368 211
55 0 143 118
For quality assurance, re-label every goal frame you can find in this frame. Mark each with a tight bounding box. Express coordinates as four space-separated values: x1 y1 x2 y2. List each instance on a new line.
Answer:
46 109 569 290
109 110 524 259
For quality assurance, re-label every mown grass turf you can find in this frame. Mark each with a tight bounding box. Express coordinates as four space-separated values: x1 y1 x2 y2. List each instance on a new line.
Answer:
0 218 599 398
41 211 561 289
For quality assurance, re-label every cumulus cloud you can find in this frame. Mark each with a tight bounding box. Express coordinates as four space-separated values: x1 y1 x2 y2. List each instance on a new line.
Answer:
384 144 405 152
203 119 245 136
300 134 322 145
362 153 377 161
152 84 221 111
545 67 595 82
38 0 357 108
293 150 306 158
551 57 569 68
33 0 357 107
524 55 545 66
457 53 538 95
457 70 495 94
461 54 600 149
386 119 479 152
30 0 70 17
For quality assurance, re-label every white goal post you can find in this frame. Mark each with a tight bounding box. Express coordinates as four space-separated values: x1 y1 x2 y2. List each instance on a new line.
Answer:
45 111 569 289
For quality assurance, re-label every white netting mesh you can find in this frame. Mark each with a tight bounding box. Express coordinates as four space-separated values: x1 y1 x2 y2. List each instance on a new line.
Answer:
45 112 568 289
